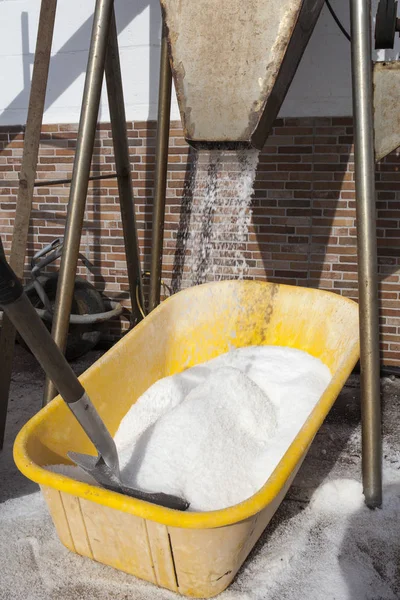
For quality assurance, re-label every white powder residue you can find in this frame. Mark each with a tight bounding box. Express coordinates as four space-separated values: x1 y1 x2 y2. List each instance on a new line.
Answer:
224 467 400 600
51 346 331 512
2 466 400 599
180 148 259 288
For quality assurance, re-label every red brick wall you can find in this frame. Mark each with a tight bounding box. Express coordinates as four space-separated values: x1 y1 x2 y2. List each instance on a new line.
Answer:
1 117 400 364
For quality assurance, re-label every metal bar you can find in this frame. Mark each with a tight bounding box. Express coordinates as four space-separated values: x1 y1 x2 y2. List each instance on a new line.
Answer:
105 9 144 325
34 173 118 187
35 300 123 324
0 0 57 447
43 0 114 405
2 173 119 188
350 0 382 507
149 26 172 311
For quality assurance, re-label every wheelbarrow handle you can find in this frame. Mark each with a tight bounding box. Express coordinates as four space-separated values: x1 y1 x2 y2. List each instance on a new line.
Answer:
0 254 118 471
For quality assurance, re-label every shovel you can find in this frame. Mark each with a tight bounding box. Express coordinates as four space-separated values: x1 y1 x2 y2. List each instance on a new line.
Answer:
0 253 189 511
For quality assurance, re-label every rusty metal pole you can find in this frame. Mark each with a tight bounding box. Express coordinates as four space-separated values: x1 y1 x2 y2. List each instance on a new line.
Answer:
43 0 114 405
350 0 382 507
0 0 57 447
105 10 144 324
149 25 172 311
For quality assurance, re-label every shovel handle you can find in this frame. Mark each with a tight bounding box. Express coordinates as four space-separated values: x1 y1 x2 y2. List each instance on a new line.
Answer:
0 253 119 470
0 253 85 404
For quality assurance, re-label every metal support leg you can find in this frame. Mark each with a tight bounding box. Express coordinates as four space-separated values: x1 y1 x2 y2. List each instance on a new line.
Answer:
43 0 114 405
149 26 172 311
105 10 144 324
0 0 57 446
350 0 382 507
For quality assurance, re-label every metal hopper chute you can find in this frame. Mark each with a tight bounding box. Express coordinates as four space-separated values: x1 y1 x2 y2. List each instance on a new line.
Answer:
161 0 325 148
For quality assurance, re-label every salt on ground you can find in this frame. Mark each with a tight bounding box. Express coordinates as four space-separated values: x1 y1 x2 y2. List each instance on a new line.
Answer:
3 465 400 600
50 346 331 511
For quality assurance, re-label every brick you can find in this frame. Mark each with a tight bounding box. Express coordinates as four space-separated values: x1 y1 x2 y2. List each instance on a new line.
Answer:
332 117 353 126
316 126 346 135
278 146 313 154
274 127 313 136
277 165 313 177
313 163 347 172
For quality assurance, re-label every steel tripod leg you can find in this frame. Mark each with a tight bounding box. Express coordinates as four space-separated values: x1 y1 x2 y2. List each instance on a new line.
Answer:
350 0 382 508
43 0 114 405
105 9 144 325
149 25 172 311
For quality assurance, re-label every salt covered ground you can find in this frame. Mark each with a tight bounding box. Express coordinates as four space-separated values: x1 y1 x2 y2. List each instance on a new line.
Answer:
1 345 400 600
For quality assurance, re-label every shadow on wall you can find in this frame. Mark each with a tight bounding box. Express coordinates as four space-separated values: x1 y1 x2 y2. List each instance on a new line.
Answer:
166 116 400 367
250 120 400 360
251 117 353 291
167 120 354 295
0 0 162 136
0 1 164 339
2 0 400 352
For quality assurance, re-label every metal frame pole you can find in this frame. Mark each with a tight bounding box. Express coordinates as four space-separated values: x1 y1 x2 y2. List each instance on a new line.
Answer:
350 0 382 507
149 25 172 311
0 0 57 446
105 10 144 325
43 0 114 405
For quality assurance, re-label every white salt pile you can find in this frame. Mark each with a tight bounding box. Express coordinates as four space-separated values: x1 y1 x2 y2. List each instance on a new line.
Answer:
51 346 331 511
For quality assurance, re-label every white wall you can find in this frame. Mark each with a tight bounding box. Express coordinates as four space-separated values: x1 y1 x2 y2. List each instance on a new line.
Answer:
0 0 397 126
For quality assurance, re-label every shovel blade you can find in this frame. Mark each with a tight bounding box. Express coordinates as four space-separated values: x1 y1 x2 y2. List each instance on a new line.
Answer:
68 451 190 511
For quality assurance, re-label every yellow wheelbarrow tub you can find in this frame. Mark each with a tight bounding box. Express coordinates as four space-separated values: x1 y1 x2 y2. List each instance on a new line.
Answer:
14 281 359 598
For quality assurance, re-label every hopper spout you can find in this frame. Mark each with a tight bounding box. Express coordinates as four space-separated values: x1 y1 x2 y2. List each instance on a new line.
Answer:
161 0 325 149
